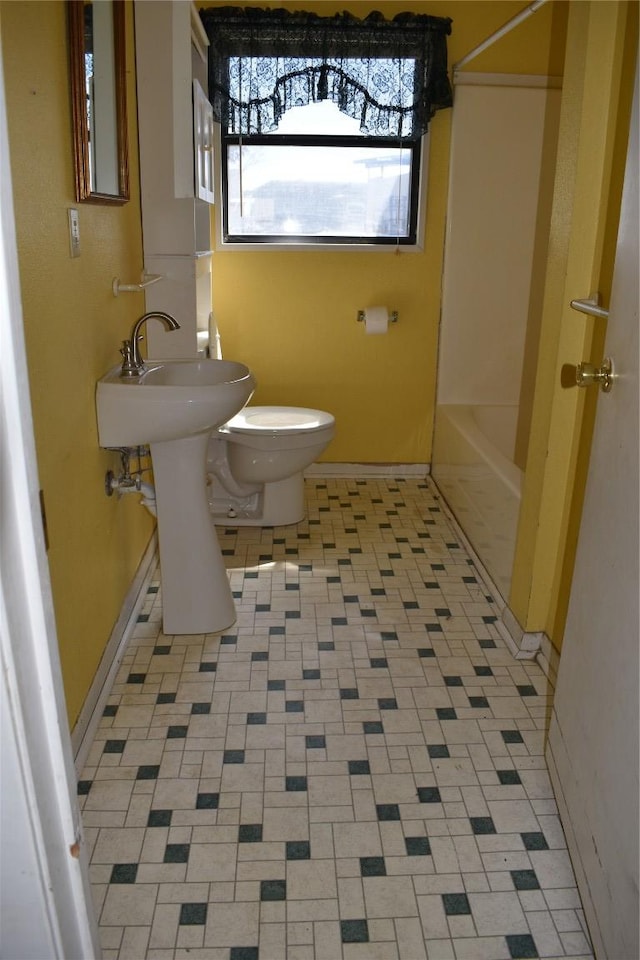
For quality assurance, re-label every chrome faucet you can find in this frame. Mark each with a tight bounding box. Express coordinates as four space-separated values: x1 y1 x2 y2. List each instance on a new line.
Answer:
119 311 181 377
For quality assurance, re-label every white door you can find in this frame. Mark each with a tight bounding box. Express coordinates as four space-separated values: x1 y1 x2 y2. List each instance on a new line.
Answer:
0 40 99 960
546 67 639 960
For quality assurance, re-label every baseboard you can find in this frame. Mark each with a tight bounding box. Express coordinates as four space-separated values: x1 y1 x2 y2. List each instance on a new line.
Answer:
546 723 600 958
71 532 158 774
500 604 545 662
536 632 561 688
430 479 552 667
305 462 430 478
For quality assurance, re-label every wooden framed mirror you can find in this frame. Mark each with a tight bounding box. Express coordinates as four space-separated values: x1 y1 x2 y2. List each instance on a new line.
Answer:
68 0 129 204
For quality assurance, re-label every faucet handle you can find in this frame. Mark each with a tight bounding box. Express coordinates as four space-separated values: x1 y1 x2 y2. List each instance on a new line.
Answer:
119 339 139 377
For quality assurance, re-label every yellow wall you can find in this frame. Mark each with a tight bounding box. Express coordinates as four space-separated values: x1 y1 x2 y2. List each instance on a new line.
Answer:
0 0 576 726
208 1 561 463
1 0 153 726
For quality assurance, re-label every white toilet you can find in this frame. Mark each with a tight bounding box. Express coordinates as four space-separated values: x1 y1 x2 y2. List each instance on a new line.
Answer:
206 405 335 525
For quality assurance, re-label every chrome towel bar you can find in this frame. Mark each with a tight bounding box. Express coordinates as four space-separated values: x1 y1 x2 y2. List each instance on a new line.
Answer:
112 273 164 296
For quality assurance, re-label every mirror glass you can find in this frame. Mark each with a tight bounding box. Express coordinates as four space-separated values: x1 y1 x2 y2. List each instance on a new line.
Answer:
68 0 129 203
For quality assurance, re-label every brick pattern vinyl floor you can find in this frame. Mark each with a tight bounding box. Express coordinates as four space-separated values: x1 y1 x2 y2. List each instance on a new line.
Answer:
79 477 593 960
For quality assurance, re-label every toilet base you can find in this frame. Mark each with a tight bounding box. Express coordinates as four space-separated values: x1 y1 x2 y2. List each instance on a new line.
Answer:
208 472 306 526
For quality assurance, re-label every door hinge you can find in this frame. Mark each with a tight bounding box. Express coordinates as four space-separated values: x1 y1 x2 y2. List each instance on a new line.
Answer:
39 489 50 551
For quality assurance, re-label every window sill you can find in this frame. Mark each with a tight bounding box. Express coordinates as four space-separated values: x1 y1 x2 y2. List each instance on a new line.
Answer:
216 240 424 253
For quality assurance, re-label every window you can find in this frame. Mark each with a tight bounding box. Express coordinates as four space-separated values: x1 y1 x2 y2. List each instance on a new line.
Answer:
199 7 453 247
222 100 421 245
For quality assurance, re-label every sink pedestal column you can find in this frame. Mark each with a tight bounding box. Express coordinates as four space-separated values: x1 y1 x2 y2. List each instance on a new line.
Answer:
150 432 236 634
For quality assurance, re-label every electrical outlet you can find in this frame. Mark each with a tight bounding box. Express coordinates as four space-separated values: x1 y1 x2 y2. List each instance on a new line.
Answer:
68 207 80 257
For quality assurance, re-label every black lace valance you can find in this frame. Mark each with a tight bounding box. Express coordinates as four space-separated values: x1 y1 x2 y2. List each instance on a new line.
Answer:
199 6 453 139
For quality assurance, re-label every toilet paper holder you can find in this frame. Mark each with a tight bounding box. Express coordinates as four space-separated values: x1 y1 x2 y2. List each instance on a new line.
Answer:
356 310 398 323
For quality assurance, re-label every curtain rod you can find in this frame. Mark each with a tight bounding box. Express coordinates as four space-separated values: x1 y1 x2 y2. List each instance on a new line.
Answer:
452 0 548 74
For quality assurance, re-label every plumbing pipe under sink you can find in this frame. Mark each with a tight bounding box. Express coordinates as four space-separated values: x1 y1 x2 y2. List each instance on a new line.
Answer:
107 473 157 516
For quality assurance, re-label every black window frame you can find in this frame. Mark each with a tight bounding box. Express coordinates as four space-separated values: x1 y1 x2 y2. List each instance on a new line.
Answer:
220 129 423 247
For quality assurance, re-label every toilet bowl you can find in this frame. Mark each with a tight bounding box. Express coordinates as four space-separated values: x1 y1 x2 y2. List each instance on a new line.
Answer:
206 405 335 525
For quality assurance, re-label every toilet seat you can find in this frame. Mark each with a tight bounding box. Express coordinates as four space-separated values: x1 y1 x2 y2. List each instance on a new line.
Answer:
222 406 334 436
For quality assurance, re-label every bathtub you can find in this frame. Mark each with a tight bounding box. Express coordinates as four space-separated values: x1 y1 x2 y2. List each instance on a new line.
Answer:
431 404 523 600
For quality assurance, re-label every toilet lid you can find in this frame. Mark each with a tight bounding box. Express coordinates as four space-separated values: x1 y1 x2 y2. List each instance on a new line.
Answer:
223 406 334 435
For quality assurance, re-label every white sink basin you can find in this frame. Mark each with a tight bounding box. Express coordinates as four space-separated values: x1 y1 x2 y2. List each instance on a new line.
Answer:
96 358 255 447
95 356 255 636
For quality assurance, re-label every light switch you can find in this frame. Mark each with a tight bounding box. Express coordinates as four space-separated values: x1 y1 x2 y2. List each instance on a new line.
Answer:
68 207 80 257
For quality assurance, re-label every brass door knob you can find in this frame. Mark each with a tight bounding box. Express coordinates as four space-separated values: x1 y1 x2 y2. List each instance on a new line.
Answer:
560 358 614 393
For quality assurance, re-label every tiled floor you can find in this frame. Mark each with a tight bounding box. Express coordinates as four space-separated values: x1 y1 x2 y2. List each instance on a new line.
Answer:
80 477 593 960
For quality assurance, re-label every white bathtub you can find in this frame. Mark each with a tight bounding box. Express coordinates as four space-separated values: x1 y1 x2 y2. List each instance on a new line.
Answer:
431 404 523 600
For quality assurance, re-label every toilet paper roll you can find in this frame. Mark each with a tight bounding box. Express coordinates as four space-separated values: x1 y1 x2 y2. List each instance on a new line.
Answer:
364 306 389 335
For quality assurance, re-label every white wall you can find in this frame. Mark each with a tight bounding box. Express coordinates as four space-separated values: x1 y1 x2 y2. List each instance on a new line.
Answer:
437 80 560 407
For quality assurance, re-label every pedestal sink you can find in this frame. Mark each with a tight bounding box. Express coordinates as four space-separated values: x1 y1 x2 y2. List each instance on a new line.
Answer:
96 359 255 634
